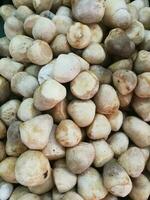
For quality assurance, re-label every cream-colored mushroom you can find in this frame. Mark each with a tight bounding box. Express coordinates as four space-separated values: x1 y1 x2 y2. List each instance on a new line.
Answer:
117 92 133 108
66 142 95 174
129 174 150 200
29 175 53 195
89 24 103 43
68 52 90 71
132 96 150 122
123 116 150 147
53 54 81 83
20 114 53 150
32 17 56 43
42 125 65 160
17 98 39 122
108 132 129 157
70 71 99 100
134 50 150 73
38 60 56 84
6 121 27 157
0 157 17 183
118 147 145 177
50 99 68 123
24 14 40 37
56 6 72 17
67 99 96 127
82 43 106 64
87 114 111 140
53 167 77 193
27 40 53 65
125 20 144 45
56 119 82 147
127 4 138 22
67 22 91 49
135 72 150 98
92 140 114 168
15 150 51 187
0 99 20 126
103 159 132 197
78 167 108 200
94 84 120 115
106 110 123 131
113 69 137 95
9 35 33 63
0 58 24 81
53 15 73 35
33 79 66 111
14 5 33 22
103 0 131 29
51 34 71 56
0 4 16 21
11 72 39 97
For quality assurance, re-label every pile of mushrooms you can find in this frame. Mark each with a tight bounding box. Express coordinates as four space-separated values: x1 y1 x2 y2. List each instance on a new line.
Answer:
0 0 150 200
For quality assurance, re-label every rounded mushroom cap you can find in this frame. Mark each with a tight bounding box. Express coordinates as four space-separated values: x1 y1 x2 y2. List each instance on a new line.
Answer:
9 35 33 63
135 72 150 98
118 147 146 178
24 14 40 36
32 17 56 43
113 69 137 95
53 54 81 83
27 40 53 65
56 119 82 147
82 43 106 65
4 16 24 40
103 159 132 197
94 84 120 115
66 142 95 174
72 0 105 24
20 114 53 150
67 22 91 49
77 167 108 200
15 150 51 187
70 71 99 100
67 99 96 127
108 132 129 156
